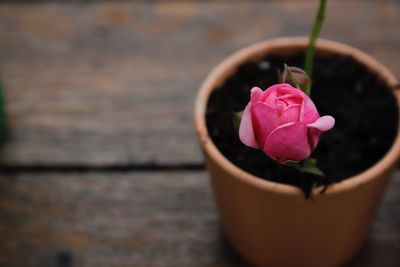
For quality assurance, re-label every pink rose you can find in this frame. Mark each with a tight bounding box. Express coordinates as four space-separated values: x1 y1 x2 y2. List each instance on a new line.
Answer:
239 83 335 163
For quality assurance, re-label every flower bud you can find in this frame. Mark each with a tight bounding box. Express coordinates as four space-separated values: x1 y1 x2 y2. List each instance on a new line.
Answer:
239 84 335 163
281 64 311 91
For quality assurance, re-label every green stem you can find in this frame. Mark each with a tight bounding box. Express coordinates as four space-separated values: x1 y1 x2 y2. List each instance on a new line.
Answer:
304 0 327 95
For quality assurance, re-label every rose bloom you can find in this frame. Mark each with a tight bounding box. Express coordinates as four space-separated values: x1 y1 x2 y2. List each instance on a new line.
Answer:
239 83 335 163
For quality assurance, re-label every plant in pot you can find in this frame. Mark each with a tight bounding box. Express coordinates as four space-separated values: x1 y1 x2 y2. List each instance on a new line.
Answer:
194 1 400 267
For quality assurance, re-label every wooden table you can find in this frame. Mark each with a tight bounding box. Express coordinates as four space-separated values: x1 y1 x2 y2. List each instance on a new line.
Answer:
0 1 400 266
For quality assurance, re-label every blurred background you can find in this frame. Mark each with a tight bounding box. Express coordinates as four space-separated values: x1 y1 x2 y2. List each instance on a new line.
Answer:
0 1 399 266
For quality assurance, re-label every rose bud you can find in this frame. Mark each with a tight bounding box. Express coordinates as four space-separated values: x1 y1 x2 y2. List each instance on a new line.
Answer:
281 65 311 90
239 83 335 163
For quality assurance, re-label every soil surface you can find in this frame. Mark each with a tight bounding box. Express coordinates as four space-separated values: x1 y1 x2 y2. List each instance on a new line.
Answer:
206 52 399 197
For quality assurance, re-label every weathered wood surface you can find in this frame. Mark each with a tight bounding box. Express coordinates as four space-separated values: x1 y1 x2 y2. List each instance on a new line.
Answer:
1 1 400 267
0 1 400 165
0 171 399 267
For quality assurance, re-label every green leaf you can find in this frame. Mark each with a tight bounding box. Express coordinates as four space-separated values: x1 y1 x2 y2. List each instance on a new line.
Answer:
298 164 324 177
294 158 325 177
233 111 243 132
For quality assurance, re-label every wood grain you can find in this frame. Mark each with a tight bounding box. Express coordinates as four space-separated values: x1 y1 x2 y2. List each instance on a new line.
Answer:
0 2 399 266
0 171 399 267
0 1 399 165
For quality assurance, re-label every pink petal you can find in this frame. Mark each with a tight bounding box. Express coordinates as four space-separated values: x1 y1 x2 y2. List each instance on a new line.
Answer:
276 83 301 94
260 84 279 105
239 103 259 149
277 84 308 100
276 84 304 97
277 94 303 106
281 104 301 123
307 127 321 151
302 98 319 124
252 102 280 146
307 116 335 150
264 122 311 163
250 87 263 103
307 116 335 132
276 84 319 124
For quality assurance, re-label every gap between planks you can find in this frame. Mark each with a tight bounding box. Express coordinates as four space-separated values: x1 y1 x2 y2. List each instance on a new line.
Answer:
0 162 206 174
1 162 400 174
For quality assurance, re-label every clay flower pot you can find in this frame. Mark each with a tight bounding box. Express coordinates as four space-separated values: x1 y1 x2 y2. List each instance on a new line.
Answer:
194 37 400 267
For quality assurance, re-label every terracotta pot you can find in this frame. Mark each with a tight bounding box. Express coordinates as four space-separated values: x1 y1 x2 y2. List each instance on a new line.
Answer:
194 37 400 267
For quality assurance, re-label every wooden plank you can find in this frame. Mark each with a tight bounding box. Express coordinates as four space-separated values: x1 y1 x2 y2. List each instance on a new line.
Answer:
0 172 219 267
0 1 400 165
0 171 400 266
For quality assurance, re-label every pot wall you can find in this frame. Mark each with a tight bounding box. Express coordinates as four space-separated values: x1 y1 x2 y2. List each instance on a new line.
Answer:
206 152 394 267
195 38 400 267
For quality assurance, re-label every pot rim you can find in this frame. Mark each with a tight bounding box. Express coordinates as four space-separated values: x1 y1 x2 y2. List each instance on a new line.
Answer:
194 37 400 197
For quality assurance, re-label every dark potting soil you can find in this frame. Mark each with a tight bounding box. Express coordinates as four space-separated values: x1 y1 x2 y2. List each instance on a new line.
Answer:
206 52 399 197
